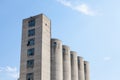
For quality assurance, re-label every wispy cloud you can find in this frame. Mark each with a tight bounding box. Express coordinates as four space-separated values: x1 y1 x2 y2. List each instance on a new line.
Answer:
0 67 3 72
104 57 111 61
5 66 17 72
0 66 19 79
57 0 98 16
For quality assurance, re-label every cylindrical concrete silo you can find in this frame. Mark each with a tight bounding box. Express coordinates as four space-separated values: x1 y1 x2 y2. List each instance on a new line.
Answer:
51 39 63 80
70 51 78 80
63 45 71 80
84 61 90 80
78 56 85 80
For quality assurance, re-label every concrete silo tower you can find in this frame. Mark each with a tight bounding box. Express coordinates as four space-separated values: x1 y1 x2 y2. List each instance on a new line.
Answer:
51 39 63 80
63 45 71 80
70 51 78 80
84 61 90 80
78 56 85 80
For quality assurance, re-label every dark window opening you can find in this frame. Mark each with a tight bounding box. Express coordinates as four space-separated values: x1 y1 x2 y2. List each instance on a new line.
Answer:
27 60 34 68
27 38 35 46
28 29 35 37
78 58 80 63
27 48 34 56
84 64 87 73
63 48 65 53
71 54 73 58
45 23 47 26
28 19 35 27
53 42 57 46
26 73 34 80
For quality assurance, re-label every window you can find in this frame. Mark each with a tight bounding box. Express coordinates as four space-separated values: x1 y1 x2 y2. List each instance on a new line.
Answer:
28 19 35 27
27 48 34 56
26 73 34 80
71 54 73 65
53 42 57 46
71 54 73 59
63 48 65 53
84 64 86 72
27 38 35 46
28 29 35 37
78 58 80 63
45 23 47 26
27 60 34 68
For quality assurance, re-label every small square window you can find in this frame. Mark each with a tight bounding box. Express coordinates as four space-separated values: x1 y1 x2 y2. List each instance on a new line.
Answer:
63 48 65 53
27 48 34 56
78 58 80 63
27 38 35 46
28 19 35 27
26 73 34 80
84 64 86 72
28 29 35 37
53 42 57 46
27 60 34 68
71 54 73 58
45 23 47 26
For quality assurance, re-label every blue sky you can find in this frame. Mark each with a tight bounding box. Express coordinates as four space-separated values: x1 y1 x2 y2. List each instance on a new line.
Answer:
0 0 120 80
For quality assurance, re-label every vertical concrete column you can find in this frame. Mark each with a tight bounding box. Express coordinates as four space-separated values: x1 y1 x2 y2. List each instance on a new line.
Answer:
63 45 71 80
78 56 85 80
51 39 63 80
84 61 90 80
70 51 78 80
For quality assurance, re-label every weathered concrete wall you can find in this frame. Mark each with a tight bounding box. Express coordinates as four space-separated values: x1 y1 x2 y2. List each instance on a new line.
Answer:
63 45 71 80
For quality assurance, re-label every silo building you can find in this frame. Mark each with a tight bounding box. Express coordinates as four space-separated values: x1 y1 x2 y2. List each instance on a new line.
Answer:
19 14 90 80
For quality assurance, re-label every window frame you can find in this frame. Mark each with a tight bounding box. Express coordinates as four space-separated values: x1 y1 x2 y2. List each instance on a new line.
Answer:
28 29 35 37
27 48 34 56
63 48 65 53
28 19 35 27
27 38 35 46
27 59 34 68
26 73 34 80
53 42 57 46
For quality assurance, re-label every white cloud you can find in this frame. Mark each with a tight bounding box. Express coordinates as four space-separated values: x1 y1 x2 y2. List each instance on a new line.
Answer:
57 0 97 16
104 57 111 61
74 4 96 16
8 72 19 79
0 67 3 72
57 0 72 7
0 66 19 79
5 66 17 72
